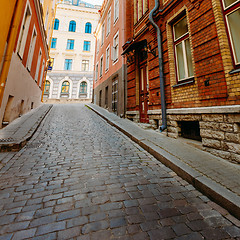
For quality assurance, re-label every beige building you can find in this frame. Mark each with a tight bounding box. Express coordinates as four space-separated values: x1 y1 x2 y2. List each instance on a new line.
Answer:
44 0 100 103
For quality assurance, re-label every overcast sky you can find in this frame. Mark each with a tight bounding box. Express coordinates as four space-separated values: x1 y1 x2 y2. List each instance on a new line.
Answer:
84 0 103 5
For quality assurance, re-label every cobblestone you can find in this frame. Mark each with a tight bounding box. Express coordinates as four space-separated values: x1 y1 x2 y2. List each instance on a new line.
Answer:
0 104 239 239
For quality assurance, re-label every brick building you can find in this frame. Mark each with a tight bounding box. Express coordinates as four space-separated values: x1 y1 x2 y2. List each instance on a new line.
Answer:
123 0 240 163
93 0 127 116
0 0 48 128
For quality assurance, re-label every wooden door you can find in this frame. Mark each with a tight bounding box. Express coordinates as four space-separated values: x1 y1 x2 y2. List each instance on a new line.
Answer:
139 64 149 123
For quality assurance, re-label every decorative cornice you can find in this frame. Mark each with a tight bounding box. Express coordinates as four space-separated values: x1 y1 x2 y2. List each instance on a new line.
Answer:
189 0 204 9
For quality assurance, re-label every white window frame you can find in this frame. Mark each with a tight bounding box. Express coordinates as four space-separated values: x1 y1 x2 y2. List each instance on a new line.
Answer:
106 45 110 71
95 63 99 82
17 1 32 59
27 26 37 71
101 23 105 46
39 60 45 87
222 0 240 65
82 59 89 71
173 16 194 82
112 31 119 63
35 48 42 82
106 8 111 36
100 55 103 77
114 0 119 23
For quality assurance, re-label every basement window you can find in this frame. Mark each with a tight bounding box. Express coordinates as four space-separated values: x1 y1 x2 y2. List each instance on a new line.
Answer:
178 121 201 141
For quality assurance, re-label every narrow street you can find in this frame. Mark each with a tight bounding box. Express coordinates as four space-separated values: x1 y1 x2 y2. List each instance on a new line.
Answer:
0 104 239 240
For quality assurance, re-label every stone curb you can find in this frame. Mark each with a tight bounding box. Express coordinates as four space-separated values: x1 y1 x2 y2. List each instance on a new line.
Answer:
0 104 53 152
86 103 240 220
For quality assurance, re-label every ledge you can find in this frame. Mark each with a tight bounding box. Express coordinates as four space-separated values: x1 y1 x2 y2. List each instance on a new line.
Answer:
147 105 240 115
229 68 240 75
172 78 195 88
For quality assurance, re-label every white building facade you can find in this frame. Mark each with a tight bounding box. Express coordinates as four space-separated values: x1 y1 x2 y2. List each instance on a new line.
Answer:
44 0 100 103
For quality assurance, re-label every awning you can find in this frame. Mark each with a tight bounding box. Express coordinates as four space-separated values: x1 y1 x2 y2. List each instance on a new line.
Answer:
122 39 147 56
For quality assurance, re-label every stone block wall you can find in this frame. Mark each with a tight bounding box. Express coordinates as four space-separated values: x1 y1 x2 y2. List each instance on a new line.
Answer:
147 109 240 164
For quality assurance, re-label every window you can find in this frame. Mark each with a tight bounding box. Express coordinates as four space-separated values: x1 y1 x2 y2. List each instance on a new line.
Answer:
80 81 87 94
222 0 240 66
44 80 50 96
51 38 57 48
82 60 89 71
100 56 103 77
134 0 148 23
61 81 70 94
114 0 119 22
54 18 59 30
69 20 76 32
173 16 194 81
95 63 98 81
112 78 118 113
106 9 111 36
106 46 110 71
72 0 78 5
113 32 119 62
64 59 72 70
83 41 91 51
27 28 37 71
85 22 92 33
17 5 31 58
39 60 45 87
35 49 42 82
67 39 74 50
101 23 105 45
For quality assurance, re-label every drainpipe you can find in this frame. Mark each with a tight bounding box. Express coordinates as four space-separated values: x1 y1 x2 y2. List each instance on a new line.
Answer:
149 0 167 132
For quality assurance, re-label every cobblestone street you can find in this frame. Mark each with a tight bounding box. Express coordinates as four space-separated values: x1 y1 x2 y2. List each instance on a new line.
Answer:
0 104 240 240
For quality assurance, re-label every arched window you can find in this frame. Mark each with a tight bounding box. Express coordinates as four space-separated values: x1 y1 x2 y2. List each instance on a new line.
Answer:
69 20 76 32
85 22 92 33
61 81 70 94
80 81 87 94
54 18 59 30
44 80 50 96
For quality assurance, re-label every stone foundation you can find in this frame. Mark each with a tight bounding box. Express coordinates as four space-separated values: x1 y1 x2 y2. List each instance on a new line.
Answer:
129 106 240 164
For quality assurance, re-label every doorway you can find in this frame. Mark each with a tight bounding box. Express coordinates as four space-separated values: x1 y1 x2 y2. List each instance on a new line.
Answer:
139 62 149 123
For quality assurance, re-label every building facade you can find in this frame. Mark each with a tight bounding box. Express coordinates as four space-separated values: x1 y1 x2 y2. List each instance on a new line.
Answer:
44 0 100 103
40 0 58 47
93 0 127 116
0 0 48 128
123 0 240 163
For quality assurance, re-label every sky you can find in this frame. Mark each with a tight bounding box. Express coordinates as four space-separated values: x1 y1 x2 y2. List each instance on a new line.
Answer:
84 0 103 5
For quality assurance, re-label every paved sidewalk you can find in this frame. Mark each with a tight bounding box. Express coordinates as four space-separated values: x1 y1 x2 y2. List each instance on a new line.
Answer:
87 103 240 220
0 104 52 152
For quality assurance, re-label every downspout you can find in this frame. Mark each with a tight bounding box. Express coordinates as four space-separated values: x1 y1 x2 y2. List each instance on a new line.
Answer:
149 0 167 132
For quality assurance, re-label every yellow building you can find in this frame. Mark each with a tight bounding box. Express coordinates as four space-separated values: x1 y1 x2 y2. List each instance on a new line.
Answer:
0 0 24 108
40 0 58 48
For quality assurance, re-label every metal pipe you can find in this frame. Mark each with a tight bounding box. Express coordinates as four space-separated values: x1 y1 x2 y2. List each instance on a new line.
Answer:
149 0 167 132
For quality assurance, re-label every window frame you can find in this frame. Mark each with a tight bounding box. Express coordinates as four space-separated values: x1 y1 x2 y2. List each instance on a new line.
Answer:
17 2 32 59
106 45 110 71
101 23 105 46
221 0 240 68
82 59 89 71
106 9 111 37
112 31 119 63
114 0 119 23
61 81 70 94
95 62 99 82
54 18 59 30
51 38 57 49
83 40 91 51
67 39 75 50
80 81 87 94
64 59 73 71
172 16 194 83
69 20 76 32
100 55 103 77
85 22 92 33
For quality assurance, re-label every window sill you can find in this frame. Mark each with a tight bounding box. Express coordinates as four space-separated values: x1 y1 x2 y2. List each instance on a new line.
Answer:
172 78 195 88
229 68 240 75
